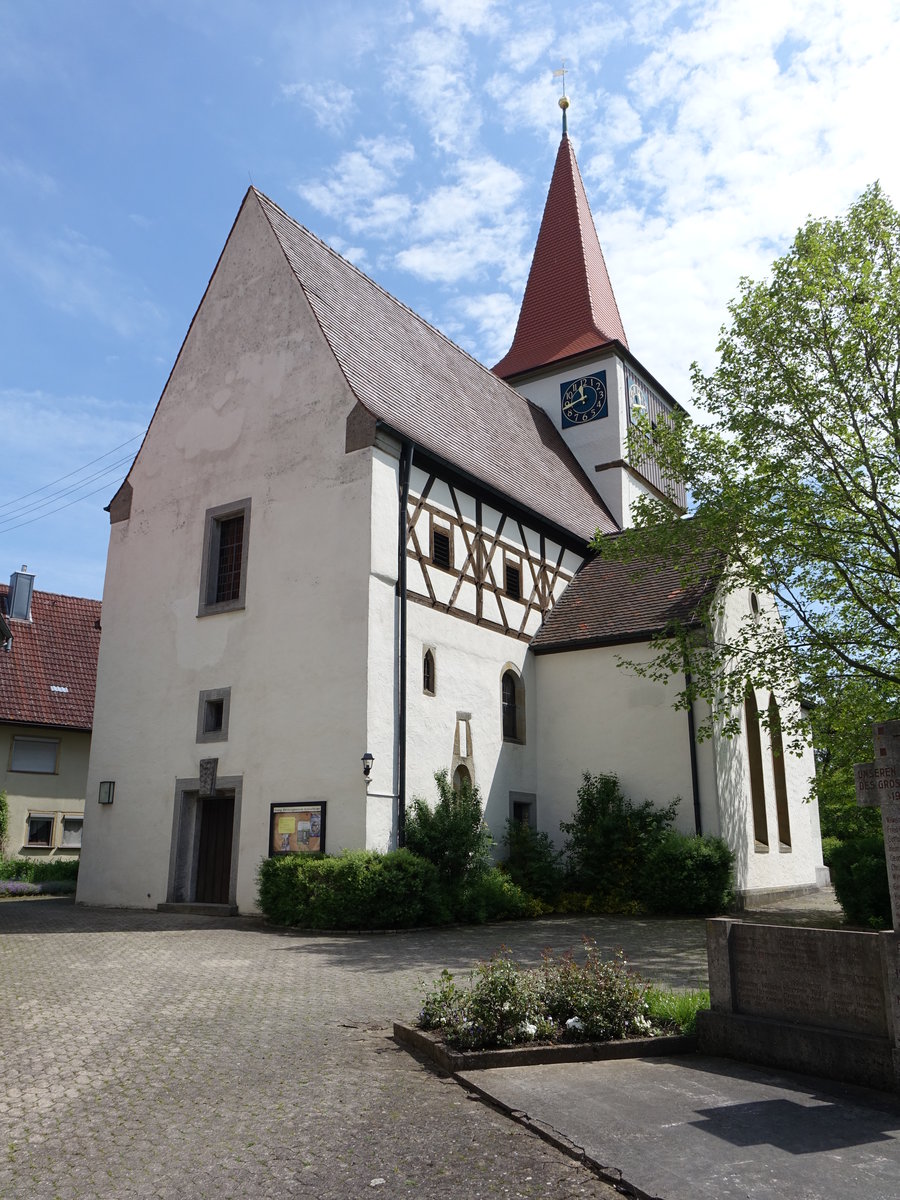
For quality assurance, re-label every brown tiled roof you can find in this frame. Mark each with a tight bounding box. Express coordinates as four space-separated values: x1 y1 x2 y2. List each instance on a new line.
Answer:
254 191 618 542
531 550 720 652
0 586 101 730
493 135 628 380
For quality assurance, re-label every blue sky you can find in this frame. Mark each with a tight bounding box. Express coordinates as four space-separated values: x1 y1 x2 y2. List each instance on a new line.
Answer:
2 0 899 599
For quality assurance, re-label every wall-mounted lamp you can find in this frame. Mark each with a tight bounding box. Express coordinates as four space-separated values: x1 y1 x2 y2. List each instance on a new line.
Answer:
361 752 374 779
98 780 115 805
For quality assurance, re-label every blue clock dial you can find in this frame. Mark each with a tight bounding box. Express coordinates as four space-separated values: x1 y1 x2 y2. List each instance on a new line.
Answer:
560 372 608 428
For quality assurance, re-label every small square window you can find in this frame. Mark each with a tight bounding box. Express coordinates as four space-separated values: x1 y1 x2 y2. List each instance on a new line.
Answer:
197 687 231 743
205 699 224 733
198 500 251 616
60 816 83 849
10 737 59 774
26 814 54 847
509 792 537 830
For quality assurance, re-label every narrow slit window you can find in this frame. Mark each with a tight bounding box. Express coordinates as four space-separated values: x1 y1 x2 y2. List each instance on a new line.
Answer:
768 695 792 850
745 686 769 850
423 649 435 696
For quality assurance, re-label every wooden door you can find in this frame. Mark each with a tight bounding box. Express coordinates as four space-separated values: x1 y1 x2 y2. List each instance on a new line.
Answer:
195 793 235 904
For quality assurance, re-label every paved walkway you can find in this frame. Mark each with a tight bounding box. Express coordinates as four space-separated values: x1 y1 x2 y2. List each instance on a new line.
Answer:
0 899 708 1200
6 891 893 1200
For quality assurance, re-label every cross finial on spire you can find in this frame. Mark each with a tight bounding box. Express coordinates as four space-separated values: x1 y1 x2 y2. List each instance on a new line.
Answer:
553 62 570 136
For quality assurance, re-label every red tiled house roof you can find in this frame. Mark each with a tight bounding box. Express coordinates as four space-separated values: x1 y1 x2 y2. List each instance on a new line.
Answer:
0 586 101 730
254 191 618 543
531 549 721 653
493 135 627 380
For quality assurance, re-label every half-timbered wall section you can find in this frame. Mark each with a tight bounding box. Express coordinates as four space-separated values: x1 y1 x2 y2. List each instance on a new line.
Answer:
405 461 586 642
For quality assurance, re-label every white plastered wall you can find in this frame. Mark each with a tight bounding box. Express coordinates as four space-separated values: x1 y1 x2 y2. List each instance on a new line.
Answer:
710 584 823 896
534 643 708 847
78 195 374 912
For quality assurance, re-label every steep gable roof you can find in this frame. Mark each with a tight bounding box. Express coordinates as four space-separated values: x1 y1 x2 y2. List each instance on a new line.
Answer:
531 549 720 652
0 587 101 730
493 135 627 380
254 190 618 542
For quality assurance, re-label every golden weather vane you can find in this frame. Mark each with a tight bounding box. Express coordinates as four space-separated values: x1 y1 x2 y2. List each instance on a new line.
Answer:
553 61 570 134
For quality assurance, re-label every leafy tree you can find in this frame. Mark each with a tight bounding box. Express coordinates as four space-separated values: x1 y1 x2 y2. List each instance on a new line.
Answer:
595 183 900 767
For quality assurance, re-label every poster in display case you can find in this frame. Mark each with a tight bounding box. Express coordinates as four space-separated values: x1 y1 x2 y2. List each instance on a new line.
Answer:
269 802 326 855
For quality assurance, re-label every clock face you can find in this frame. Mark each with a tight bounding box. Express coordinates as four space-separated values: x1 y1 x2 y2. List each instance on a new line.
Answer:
560 372 608 428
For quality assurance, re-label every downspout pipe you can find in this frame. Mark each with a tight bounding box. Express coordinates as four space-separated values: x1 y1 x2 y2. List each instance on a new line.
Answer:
397 441 414 847
685 669 702 835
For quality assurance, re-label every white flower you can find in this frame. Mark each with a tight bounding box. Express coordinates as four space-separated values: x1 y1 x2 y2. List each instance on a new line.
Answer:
565 1016 584 1032
519 1021 537 1038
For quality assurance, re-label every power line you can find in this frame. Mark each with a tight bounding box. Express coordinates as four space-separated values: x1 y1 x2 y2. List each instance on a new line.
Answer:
6 456 135 522
0 480 126 536
0 433 142 513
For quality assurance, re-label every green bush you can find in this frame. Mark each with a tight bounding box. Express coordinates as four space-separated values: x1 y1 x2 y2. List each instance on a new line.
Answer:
560 772 678 906
0 857 80 883
454 868 540 924
829 835 892 928
257 849 448 929
419 941 655 1051
405 770 493 893
500 820 564 904
640 831 734 914
820 835 841 868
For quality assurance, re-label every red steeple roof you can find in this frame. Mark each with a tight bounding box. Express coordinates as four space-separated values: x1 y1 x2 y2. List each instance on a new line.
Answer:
493 134 627 379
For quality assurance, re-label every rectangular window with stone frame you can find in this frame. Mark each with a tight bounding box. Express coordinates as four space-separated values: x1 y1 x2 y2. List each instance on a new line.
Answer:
198 499 251 616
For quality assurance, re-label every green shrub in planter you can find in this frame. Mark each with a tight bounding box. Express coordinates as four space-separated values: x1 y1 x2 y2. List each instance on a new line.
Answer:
257 849 448 929
829 835 891 929
640 831 735 915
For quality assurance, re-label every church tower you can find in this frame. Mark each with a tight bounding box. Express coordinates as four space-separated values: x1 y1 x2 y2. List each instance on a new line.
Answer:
493 97 684 527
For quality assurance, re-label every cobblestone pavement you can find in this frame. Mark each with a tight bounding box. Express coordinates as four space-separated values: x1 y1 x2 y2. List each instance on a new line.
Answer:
0 900 710 1200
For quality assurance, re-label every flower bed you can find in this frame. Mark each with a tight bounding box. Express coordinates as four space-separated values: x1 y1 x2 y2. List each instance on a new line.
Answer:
416 939 709 1053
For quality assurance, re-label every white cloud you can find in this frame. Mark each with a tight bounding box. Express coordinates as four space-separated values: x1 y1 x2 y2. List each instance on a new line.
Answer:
396 156 529 286
296 135 415 237
0 228 165 340
281 80 355 130
0 153 56 195
420 0 498 34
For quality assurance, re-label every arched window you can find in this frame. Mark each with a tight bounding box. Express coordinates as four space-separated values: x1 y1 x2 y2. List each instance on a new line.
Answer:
744 686 769 850
423 649 435 696
453 764 471 792
501 668 525 743
768 694 792 849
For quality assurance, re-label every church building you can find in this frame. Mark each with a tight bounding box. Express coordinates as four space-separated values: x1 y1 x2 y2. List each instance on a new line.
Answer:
77 112 826 913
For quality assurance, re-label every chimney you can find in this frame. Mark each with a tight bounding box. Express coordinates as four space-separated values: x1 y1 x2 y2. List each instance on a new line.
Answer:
8 565 35 622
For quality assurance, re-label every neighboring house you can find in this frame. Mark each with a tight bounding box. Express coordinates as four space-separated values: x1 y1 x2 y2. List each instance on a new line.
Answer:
78 123 826 914
0 569 101 861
